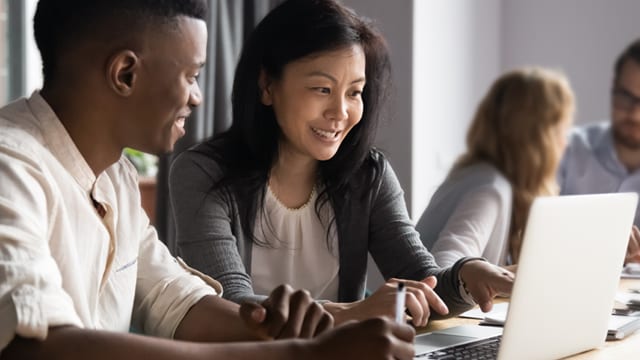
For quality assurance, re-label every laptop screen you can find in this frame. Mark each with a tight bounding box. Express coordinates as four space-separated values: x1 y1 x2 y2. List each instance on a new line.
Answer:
414 193 638 360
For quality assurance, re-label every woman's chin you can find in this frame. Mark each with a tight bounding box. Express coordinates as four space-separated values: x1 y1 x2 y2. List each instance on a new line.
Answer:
314 150 339 161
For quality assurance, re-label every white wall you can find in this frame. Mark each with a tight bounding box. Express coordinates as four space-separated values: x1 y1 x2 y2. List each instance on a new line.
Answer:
502 0 640 125
412 0 502 218
342 0 415 212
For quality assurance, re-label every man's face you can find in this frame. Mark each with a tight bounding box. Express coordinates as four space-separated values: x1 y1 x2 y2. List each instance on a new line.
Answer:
123 16 207 154
611 59 640 149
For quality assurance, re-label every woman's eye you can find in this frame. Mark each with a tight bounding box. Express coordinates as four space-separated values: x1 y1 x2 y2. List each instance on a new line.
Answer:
350 90 363 97
313 87 331 94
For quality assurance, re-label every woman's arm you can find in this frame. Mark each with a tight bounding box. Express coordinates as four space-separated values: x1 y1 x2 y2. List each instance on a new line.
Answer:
430 185 510 267
365 157 473 317
366 157 438 281
318 156 454 325
322 277 447 327
169 150 264 304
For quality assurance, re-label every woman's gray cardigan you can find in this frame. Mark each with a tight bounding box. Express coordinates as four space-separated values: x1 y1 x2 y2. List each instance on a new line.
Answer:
169 148 474 317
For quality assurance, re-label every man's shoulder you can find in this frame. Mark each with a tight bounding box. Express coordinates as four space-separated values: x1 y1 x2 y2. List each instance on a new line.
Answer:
571 121 609 136
568 121 610 148
0 99 46 158
104 154 142 190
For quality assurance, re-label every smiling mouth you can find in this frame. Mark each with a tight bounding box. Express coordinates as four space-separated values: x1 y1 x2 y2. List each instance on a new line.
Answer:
312 126 340 139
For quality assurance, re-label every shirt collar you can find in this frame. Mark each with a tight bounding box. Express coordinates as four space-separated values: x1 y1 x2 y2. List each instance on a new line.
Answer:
27 91 97 192
593 123 629 176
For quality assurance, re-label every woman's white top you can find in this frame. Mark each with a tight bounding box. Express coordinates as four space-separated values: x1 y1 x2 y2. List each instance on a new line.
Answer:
416 162 513 267
251 185 340 301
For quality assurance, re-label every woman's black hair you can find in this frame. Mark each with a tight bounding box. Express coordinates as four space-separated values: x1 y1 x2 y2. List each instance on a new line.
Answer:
196 0 392 245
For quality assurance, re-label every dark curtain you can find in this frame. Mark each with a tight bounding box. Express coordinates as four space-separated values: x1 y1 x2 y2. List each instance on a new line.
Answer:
156 0 282 253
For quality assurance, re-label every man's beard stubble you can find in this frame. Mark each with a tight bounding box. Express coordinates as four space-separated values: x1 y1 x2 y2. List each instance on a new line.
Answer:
613 122 640 150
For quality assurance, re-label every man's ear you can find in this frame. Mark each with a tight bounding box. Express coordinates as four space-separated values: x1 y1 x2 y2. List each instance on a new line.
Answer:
107 50 139 96
259 69 273 106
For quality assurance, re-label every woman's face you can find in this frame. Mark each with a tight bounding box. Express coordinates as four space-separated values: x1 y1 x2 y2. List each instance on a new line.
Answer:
261 45 366 162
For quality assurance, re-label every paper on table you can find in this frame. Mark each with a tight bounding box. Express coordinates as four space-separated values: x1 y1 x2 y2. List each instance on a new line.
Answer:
615 291 640 306
607 315 640 340
621 263 640 279
459 301 640 339
459 302 509 323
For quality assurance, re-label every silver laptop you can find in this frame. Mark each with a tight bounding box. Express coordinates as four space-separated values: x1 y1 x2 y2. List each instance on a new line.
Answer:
415 192 638 359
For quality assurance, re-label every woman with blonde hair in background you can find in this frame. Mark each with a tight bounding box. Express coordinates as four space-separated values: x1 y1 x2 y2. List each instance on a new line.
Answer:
416 67 575 267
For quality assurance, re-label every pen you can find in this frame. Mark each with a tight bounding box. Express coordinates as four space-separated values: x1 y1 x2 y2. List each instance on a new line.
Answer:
395 282 406 324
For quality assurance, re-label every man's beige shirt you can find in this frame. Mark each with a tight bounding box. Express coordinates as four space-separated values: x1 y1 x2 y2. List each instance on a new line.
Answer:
0 92 220 351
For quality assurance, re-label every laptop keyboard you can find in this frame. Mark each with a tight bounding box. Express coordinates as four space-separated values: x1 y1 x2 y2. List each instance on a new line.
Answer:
417 335 502 359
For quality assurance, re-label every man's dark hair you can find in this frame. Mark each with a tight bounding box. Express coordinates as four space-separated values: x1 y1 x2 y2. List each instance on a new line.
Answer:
614 38 640 83
33 0 207 85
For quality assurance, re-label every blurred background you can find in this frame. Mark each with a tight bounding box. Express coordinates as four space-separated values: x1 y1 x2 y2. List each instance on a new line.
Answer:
3 0 639 218
2 0 640 285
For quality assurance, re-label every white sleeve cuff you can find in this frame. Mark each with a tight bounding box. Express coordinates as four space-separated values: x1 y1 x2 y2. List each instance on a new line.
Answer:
0 284 82 352
457 272 477 305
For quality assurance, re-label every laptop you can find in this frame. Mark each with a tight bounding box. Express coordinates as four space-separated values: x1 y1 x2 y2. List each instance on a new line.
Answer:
415 193 638 359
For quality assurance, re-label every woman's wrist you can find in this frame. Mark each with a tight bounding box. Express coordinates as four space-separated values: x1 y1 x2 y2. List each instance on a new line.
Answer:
321 301 360 325
457 257 488 304
457 270 476 305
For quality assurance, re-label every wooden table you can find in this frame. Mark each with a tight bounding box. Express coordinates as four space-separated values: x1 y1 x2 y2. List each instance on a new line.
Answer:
417 278 640 359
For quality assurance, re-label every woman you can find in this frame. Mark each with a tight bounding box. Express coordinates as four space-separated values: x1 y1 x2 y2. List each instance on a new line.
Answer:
416 67 575 267
170 0 512 326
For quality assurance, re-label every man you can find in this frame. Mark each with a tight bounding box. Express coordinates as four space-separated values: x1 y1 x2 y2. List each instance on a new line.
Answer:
0 1 414 359
559 38 640 263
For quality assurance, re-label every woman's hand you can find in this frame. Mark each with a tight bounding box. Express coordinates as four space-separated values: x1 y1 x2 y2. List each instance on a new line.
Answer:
240 284 334 340
501 264 518 273
625 225 640 264
323 277 448 327
459 260 515 312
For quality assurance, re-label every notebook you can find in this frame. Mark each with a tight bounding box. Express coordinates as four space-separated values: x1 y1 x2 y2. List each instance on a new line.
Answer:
414 193 638 359
461 302 640 340
621 262 640 279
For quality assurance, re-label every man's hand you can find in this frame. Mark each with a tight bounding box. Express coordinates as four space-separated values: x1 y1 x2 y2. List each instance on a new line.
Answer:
239 284 333 340
459 260 514 312
304 317 416 360
324 277 448 327
626 225 640 264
